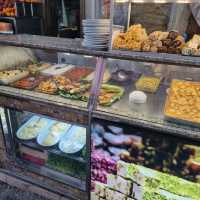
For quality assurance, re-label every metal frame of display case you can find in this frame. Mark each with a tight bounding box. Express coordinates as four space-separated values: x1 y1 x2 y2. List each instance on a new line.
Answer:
0 34 200 200
0 35 104 200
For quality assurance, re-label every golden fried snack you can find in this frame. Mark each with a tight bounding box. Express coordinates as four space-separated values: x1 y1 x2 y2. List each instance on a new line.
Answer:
135 75 161 93
150 46 158 52
125 24 148 42
53 76 71 87
37 79 58 94
36 76 71 94
149 31 169 41
165 79 200 124
113 24 148 51
113 33 126 49
142 31 167 52
142 40 151 52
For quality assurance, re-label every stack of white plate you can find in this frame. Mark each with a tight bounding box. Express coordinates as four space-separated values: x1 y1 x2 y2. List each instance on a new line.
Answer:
82 19 110 50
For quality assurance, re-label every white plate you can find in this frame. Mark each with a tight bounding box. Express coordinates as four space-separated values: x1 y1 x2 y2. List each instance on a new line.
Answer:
82 42 108 49
41 64 74 76
84 41 109 45
82 40 108 46
84 33 110 37
83 40 109 45
83 30 110 34
83 26 109 30
82 19 110 22
83 22 110 26
84 37 109 41
83 28 109 32
82 19 110 25
84 31 110 35
84 36 109 41
83 25 109 29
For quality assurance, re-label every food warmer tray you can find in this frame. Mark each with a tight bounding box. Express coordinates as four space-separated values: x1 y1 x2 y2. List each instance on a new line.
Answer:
37 122 72 147
16 116 55 140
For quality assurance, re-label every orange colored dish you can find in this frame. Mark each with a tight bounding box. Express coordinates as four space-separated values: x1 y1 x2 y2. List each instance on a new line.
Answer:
64 67 93 82
13 75 47 90
164 79 200 124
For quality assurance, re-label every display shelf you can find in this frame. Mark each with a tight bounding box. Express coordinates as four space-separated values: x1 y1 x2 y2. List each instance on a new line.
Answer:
16 138 86 164
1 34 200 67
93 109 200 141
0 86 89 125
94 83 200 141
16 158 86 192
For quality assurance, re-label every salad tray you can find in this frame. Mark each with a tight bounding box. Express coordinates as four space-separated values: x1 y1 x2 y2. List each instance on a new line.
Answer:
58 81 91 102
98 84 125 106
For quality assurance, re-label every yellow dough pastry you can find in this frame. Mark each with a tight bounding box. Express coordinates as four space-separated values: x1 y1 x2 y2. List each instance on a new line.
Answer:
113 24 148 51
135 75 161 93
148 31 169 41
164 79 200 124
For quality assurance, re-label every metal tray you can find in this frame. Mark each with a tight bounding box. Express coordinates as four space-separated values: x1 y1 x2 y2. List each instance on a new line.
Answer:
164 84 200 128
16 116 53 140
164 115 200 128
12 75 47 90
59 125 86 154
41 64 74 76
0 70 29 85
37 122 71 147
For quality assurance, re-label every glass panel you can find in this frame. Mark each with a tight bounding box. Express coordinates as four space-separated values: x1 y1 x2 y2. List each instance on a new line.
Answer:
96 58 200 133
0 45 97 112
91 119 200 199
9 110 87 189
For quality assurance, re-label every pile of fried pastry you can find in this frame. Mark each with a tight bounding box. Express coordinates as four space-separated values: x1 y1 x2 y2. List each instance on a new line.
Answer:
113 24 200 56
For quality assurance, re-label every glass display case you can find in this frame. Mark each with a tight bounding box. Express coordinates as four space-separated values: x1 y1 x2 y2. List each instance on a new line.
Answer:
90 1 200 200
95 58 200 136
0 27 200 199
5 110 87 188
0 41 99 200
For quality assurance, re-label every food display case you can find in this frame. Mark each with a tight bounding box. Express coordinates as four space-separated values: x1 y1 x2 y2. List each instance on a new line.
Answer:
0 2 200 198
91 1 200 200
0 39 100 200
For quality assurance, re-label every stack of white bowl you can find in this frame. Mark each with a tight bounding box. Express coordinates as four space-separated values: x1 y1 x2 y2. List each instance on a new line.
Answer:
82 19 110 50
